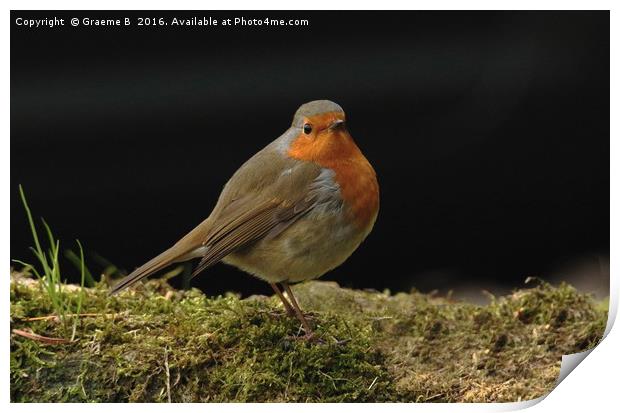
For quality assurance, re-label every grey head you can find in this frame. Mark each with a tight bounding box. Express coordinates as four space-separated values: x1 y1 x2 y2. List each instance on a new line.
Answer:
291 100 344 127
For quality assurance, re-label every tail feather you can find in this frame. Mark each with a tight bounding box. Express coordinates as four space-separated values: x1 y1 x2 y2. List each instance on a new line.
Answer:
109 248 180 295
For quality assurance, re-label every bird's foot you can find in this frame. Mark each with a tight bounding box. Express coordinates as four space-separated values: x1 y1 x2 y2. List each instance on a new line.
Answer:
299 311 319 321
291 331 324 344
332 337 352 346
278 307 318 321
267 308 295 318
284 310 319 323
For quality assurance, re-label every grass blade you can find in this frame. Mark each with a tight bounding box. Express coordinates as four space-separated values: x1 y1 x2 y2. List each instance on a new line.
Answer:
64 249 95 287
71 240 86 341
18 185 52 277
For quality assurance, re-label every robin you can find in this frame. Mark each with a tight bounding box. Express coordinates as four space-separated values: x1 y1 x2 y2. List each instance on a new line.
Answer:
111 100 379 338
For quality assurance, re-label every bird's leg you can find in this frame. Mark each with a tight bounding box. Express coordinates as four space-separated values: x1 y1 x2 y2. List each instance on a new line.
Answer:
270 283 295 317
281 282 313 337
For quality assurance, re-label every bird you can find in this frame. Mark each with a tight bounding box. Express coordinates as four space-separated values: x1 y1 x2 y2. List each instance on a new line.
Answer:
110 100 380 338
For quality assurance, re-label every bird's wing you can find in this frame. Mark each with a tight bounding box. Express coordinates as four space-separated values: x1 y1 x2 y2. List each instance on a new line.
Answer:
110 132 328 294
189 193 318 277
187 153 330 277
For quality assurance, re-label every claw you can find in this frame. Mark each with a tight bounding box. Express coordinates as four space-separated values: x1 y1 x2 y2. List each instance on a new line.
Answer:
290 331 324 344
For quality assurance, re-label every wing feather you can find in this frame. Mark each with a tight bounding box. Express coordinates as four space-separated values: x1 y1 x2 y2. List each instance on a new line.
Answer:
110 131 326 294
191 197 316 278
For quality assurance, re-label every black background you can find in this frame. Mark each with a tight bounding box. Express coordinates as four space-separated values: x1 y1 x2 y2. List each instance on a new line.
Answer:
10 11 609 298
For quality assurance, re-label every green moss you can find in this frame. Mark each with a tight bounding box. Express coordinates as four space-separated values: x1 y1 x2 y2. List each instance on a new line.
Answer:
10 272 607 402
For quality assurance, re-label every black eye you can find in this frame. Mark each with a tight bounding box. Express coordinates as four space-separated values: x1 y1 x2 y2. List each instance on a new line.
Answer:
303 123 312 134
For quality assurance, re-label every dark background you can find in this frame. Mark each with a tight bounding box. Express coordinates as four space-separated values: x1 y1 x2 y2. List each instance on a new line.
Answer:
11 11 610 299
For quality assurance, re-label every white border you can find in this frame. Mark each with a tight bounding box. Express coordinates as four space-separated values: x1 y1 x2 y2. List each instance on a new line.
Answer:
1 0 618 10
3 2 616 411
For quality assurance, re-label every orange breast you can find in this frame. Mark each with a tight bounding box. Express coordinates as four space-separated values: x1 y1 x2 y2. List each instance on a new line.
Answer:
288 129 379 228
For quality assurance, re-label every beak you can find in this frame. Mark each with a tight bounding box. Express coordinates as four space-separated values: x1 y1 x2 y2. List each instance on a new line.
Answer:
328 119 345 131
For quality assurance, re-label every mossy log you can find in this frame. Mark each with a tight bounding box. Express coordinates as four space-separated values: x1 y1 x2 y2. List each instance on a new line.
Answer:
10 273 607 402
